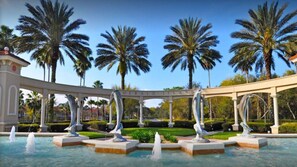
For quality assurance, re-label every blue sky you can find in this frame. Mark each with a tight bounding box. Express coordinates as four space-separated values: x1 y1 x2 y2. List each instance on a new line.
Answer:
1 0 297 107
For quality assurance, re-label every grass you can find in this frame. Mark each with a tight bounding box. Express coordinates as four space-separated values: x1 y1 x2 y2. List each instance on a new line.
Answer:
205 132 238 140
122 128 196 136
78 131 109 139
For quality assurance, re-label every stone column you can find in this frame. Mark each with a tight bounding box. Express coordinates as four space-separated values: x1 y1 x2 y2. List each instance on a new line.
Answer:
0 48 30 132
39 89 48 132
200 100 205 128
76 95 83 131
232 98 239 131
168 97 174 128
107 105 114 128
270 94 279 134
138 98 144 127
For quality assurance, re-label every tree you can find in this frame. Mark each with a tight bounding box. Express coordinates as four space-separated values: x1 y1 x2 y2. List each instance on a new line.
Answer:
230 2 297 109
162 17 222 120
99 99 108 120
25 91 42 123
229 48 257 83
87 99 95 120
95 26 151 90
14 0 91 122
0 25 17 52
93 80 103 89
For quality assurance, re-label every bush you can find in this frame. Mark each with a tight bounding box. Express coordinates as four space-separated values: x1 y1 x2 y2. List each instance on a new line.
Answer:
204 121 224 131
173 121 195 128
82 121 107 131
279 123 297 133
18 124 39 132
47 123 69 132
163 133 178 143
222 122 233 132
122 120 139 128
131 130 155 143
248 122 272 133
144 121 168 127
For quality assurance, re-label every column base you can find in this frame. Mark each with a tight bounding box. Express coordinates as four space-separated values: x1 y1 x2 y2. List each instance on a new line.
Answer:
107 123 115 129
270 125 279 134
232 124 239 131
76 124 83 131
138 123 144 128
168 122 175 128
39 125 48 132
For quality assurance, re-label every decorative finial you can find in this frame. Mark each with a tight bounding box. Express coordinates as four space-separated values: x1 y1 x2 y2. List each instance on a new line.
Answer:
4 47 9 54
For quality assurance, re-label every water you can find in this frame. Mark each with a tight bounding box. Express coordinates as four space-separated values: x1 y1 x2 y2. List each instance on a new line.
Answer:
151 132 161 160
9 126 15 143
25 132 35 154
0 137 297 167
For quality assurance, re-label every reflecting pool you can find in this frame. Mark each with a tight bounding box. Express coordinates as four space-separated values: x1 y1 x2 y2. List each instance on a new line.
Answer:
0 137 296 167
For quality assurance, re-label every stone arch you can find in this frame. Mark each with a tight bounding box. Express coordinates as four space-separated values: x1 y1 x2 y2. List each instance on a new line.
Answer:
7 85 18 115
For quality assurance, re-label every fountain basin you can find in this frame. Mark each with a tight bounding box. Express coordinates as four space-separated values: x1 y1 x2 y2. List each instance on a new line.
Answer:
53 135 89 147
137 143 180 150
83 139 139 154
178 140 224 155
228 136 267 149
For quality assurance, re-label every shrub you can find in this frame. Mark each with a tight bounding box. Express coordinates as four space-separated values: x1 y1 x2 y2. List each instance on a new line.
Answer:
173 121 195 128
248 122 272 133
131 130 155 143
222 122 233 132
144 121 168 127
279 123 297 133
82 121 107 131
47 123 69 132
122 120 139 128
18 124 39 132
163 133 178 143
204 121 224 131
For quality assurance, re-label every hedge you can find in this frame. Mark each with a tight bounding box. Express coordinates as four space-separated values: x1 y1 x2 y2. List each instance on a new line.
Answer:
18 124 39 132
279 123 297 133
82 121 107 131
144 121 168 127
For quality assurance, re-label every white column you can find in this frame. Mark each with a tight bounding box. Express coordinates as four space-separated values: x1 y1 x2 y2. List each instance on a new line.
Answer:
200 100 204 127
270 94 279 134
168 97 174 128
108 105 113 125
232 98 239 131
138 98 144 127
39 89 48 132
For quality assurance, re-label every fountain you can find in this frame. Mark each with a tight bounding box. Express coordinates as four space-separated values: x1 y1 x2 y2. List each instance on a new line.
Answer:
26 132 35 154
229 94 268 148
178 89 224 155
9 126 15 143
53 94 89 147
151 132 161 160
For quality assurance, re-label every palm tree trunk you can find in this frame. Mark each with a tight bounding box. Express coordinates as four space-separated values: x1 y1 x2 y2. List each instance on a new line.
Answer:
121 73 126 120
188 57 193 120
245 71 249 83
43 67 46 81
49 57 58 122
208 69 213 120
264 52 272 118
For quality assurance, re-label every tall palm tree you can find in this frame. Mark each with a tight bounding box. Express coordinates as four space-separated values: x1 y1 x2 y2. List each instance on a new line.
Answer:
95 26 151 90
93 80 103 89
14 0 91 122
0 25 17 52
230 1 297 80
74 51 93 86
229 48 257 83
99 99 108 120
162 18 222 120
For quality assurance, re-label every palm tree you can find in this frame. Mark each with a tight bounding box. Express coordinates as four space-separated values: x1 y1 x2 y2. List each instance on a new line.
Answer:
25 91 42 123
74 51 93 86
229 48 257 83
87 99 95 120
93 80 103 89
95 26 151 90
99 99 108 120
14 0 91 122
230 1 297 80
162 17 222 120
0 25 17 52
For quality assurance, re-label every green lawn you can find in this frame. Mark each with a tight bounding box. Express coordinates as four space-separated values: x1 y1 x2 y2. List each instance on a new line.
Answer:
122 128 196 136
78 131 110 139
205 132 238 140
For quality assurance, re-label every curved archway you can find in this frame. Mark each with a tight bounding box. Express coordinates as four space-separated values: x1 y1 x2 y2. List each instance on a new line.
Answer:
7 85 18 115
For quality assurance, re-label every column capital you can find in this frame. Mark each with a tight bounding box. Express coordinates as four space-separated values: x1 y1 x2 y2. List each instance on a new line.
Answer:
41 89 48 98
270 94 279 98
232 98 237 101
